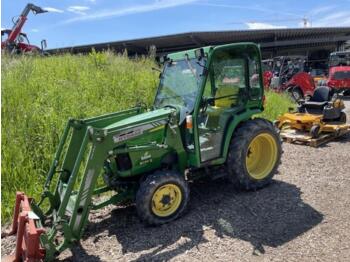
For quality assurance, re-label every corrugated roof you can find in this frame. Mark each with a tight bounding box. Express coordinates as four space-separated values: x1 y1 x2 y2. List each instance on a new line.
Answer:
49 27 350 55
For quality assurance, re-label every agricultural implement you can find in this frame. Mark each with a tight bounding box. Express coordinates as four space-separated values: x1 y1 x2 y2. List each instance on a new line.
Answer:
3 43 282 261
267 56 316 100
275 86 349 146
1 3 47 54
323 51 350 96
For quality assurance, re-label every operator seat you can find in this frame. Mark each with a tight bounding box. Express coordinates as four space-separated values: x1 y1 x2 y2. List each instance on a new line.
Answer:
299 86 332 114
214 84 239 108
205 84 239 128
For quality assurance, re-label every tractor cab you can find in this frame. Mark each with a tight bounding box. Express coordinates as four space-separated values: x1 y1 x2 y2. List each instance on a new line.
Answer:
2 29 29 45
155 43 264 165
2 30 27 49
2 29 42 53
2 29 46 53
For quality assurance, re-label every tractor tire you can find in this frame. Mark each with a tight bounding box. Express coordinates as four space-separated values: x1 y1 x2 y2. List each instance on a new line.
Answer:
290 86 303 102
310 125 321 138
226 118 282 190
338 112 347 124
136 170 189 226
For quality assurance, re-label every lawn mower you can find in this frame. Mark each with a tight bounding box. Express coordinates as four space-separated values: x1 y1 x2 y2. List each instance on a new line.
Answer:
2 43 282 261
275 86 348 139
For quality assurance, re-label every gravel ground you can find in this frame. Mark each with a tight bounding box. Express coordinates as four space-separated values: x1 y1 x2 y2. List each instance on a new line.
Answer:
2 100 350 262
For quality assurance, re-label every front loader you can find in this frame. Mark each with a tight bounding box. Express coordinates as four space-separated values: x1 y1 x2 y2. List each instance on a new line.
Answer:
3 43 282 261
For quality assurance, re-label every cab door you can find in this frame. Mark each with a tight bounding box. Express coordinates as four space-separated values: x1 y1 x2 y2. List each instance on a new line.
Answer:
197 51 248 162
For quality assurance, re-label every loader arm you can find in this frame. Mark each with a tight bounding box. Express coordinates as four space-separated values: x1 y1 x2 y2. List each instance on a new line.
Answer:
6 107 146 261
5 105 186 261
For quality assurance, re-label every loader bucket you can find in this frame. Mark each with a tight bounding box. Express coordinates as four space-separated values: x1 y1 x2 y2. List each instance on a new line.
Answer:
3 192 46 262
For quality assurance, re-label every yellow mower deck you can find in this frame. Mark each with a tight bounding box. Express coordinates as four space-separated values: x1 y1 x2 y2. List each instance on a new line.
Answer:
280 127 350 147
277 113 350 147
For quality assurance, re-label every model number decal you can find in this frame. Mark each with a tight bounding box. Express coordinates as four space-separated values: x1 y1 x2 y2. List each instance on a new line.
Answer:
112 120 167 143
113 129 142 143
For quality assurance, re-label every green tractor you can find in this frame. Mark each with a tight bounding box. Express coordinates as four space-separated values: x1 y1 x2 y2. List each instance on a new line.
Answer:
4 43 282 261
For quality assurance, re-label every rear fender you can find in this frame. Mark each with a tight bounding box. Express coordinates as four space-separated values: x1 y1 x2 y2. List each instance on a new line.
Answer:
221 109 262 161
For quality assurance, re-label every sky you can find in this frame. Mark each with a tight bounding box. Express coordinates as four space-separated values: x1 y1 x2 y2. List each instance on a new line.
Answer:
1 0 350 49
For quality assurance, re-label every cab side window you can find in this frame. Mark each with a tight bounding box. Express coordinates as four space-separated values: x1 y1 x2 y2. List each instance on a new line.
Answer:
249 59 260 89
212 58 245 108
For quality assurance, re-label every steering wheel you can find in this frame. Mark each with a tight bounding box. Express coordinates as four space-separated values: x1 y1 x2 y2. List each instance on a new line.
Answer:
163 104 178 110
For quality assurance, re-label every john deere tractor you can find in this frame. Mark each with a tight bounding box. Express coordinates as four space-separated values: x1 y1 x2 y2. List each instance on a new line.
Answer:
4 43 282 261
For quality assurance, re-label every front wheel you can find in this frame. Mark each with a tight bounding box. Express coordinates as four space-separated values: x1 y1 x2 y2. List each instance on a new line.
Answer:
310 124 321 138
136 170 189 225
226 118 282 190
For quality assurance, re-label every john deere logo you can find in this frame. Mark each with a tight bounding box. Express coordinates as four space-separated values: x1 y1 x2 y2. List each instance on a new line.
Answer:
141 152 151 161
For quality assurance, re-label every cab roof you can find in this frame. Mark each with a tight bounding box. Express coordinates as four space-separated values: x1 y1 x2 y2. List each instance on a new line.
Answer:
166 42 260 61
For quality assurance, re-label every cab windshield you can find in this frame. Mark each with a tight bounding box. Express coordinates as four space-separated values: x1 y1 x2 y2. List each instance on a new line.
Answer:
154 58 206 112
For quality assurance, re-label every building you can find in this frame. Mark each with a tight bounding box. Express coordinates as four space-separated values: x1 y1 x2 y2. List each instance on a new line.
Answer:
50 27 350 67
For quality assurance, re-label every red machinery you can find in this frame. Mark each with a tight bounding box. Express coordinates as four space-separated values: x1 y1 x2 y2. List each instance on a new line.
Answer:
262 59 273 89
326 51 350 95
267 56 316 100
1 3 47 54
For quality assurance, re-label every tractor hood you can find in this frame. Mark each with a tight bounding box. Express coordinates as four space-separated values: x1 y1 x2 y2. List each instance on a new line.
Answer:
104 107 176 131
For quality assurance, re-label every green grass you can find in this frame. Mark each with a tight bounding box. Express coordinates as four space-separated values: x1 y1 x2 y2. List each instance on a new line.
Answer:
1 52 294 221
1 51 159 221
259 91 295 121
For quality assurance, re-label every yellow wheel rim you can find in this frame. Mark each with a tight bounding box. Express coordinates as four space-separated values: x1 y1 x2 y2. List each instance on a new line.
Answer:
151 184 182 217
246 133 278 180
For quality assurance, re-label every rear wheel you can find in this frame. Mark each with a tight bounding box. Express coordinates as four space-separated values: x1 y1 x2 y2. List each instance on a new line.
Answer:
226 118 282 190
136 170 189 225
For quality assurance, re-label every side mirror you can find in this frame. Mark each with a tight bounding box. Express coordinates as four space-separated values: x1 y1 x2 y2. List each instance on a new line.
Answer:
41 39 47 50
